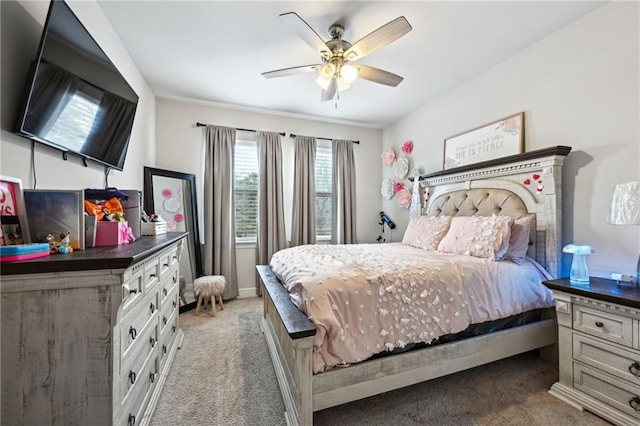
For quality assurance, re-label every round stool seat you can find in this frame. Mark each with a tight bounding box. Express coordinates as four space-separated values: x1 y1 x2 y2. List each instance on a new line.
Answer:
193 275 226 317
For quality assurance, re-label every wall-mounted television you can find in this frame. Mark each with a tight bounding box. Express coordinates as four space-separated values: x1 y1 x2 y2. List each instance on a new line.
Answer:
15 0 138 171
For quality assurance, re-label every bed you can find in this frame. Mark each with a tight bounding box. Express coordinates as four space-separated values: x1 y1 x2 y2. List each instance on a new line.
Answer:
257 146 571 425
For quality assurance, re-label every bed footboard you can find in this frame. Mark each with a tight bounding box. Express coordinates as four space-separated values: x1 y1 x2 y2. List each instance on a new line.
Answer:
257 265 315 426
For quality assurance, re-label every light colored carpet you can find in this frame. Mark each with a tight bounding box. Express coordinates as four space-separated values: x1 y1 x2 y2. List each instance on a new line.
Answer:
151 297 611 426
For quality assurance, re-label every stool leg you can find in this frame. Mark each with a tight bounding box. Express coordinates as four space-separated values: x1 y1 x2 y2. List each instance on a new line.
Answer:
210 295 216 317
195 294 204 316
217 295 224 311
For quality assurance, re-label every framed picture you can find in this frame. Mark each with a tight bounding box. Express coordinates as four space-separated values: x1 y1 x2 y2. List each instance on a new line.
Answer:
0 176 30 246
24 190 85 250
443 112 524 170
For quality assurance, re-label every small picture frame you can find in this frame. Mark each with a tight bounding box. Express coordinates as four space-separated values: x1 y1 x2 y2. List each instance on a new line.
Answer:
443 112 524 170
24 189 85 250
0 176 31 246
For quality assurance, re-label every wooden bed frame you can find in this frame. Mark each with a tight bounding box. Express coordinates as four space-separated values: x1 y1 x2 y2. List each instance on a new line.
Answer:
257 146 571 425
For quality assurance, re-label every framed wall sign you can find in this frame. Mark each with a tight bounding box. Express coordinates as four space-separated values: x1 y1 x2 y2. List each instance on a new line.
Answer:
0 176 30 245
443 112 524 170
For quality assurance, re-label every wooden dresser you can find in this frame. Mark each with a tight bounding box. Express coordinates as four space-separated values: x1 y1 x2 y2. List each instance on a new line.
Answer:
544 277 640 426
1 233 186 426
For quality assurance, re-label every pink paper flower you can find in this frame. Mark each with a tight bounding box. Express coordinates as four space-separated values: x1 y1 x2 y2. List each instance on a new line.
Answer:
394 182 405 193
174 213 184 222
166 219 177 232
162 189 172 198
381 148 396 167
401 141 413 154
397 188 412 208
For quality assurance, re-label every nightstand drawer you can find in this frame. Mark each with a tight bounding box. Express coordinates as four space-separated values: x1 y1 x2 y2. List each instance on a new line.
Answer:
573 304 633 347
574 363 640 420
573 333 640 386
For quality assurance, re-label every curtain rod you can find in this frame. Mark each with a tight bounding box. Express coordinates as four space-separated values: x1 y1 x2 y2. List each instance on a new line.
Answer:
196 122 285 137
289 133 360 144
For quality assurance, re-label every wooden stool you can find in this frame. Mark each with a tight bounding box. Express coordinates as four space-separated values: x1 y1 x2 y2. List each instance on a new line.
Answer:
193 276 226 317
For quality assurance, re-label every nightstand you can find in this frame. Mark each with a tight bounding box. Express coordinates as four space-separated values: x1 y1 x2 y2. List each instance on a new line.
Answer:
543 277 640 425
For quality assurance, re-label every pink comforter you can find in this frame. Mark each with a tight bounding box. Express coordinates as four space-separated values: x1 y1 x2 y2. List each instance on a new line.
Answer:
270 243 554 373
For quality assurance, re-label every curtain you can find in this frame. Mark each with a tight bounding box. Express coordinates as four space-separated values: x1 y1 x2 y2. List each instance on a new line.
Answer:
203 125 238 300
85 91 137 166
331 139 356 244
256 131 287 295
25 62 80 136
290 135 317 246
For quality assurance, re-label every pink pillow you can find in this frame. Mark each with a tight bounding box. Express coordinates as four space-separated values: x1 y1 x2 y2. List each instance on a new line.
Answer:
402 216 452 251
503 215 534 265
437 215 513 260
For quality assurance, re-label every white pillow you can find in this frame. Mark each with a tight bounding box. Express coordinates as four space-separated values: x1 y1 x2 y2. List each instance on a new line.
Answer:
402 216 452 251
503 215 534 265
436 215 513 260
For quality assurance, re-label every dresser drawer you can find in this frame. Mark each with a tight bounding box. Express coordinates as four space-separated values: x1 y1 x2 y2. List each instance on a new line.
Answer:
573 304 633 347
121 268 144 317
160 269 179 307
118 350 158 426
120 291 158 363
159 310 179 370
143 257 160 293
158 249 175 281
574 363 640 420
118 325 157 407
573 333 640 386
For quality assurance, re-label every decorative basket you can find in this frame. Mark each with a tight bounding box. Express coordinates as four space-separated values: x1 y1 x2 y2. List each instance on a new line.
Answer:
141 221 167 236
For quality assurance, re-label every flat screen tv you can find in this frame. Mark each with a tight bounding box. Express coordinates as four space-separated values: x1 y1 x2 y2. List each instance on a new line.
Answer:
15 0 138 171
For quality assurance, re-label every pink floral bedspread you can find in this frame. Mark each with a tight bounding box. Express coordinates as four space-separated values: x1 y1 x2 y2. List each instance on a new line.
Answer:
269 243 554 373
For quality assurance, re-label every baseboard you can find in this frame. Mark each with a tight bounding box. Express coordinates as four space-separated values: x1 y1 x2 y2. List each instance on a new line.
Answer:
238 287 257 298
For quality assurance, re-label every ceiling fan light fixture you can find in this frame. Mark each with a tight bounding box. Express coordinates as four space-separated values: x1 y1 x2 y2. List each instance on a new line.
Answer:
341 64 358 84
319 63 336 80
315 75 331 90
336 78 351 92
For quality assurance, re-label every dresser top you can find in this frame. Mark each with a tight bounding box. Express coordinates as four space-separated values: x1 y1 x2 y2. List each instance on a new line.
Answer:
0 232 187 275
543 277 640 310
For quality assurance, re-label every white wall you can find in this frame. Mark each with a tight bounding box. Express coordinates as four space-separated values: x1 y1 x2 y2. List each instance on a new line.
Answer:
155 98 382 296
0 0 156 191
383 2 639 279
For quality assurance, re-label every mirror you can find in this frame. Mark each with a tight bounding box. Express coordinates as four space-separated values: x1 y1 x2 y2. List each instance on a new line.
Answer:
143 166 202 312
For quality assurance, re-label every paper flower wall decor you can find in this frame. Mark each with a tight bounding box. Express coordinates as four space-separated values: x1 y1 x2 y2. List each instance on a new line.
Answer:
381 148 397 167
162 189 172 198
394 182 405 193
401 140 413 154
397 188 412 208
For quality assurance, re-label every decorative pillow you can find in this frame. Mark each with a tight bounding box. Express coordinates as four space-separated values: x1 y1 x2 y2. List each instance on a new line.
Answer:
503 215 534 265
402 216 452 251
436 215 513 260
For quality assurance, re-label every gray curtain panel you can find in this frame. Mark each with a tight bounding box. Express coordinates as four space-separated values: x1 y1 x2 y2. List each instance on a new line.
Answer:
256 131 287 295
290 135 317 246
331 139 357 244
203 125 238 300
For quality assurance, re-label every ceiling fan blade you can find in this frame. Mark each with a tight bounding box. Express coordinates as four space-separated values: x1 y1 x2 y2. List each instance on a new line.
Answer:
262 64 321 78
344 16 412 61
321 78 337 102
280 12 331 59
353 64 404 87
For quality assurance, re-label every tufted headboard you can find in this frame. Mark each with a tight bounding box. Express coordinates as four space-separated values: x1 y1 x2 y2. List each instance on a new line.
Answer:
414 146 571 278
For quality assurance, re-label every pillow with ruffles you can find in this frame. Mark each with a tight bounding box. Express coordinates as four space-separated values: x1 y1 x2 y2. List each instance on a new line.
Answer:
503 215 534 265
436 215 513 260
402 215 452 251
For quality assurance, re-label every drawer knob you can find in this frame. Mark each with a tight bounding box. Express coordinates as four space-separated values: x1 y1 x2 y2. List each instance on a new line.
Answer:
128 414 136 426
129 370 137 384
129 326 137 340
150 302 155 313
173 276 177 284
149 337 156 348
164 288 168 296
163 316 167 325
173 255 178 260
149 372 155 383
172 325 176 333
163 262 169 268
595 321 604 328
629 362 640 377
129 288 138 294
163 344 167 354
630 396 640 412
173 301 177 309
149 273 157 279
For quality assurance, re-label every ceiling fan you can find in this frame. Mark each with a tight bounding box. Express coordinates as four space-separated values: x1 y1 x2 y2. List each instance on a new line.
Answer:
262 12 412 102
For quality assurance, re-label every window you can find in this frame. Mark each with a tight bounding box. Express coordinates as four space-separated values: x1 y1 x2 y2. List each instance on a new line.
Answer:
45 91 99 152
316 144 332 239
234 139 259 242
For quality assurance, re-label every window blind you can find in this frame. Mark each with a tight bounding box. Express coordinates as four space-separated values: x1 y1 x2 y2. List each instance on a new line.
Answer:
234 139 259 241
316 145 332 238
